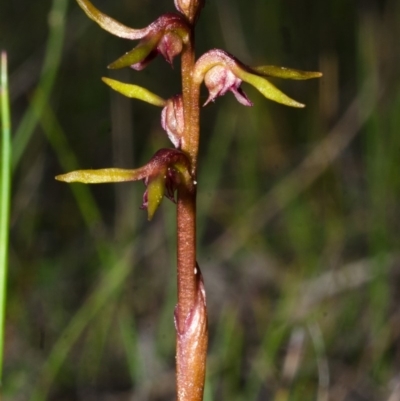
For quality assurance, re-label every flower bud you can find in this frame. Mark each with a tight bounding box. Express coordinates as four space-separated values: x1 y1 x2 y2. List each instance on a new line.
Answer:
174 0 205 22
161 95 185 148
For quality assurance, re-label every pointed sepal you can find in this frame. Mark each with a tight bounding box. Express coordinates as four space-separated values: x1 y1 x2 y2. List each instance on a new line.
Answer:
108 34 162 70
252 65 323 80
55 168 141 183
102 77 166 107
144 174 166 220
236 69 305 108
75 0 149 39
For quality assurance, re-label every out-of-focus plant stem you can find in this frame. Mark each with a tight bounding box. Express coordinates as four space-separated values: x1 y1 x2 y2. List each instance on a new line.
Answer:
12 0 68 170
0 51 11 383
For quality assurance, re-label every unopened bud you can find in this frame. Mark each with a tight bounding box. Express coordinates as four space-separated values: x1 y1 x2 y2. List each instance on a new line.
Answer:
161 95 185 148
174 0 205 22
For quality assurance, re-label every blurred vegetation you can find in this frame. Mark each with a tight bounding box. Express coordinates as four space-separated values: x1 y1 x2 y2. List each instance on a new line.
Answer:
1 0 400 400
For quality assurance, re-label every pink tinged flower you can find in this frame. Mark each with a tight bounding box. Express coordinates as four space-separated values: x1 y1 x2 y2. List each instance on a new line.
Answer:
74 0 189 69
203 65 253 106
194 49 322 108
56 148 193 221
109 22 187 71
158 32 184 65
161 95 185 148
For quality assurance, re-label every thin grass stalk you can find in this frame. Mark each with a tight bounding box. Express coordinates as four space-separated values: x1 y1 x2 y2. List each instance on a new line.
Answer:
12 0 68 170
0 51 11 384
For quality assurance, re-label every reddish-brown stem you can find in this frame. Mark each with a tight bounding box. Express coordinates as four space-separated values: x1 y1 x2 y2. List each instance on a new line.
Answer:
175 9 207 401
176 185 197 329
176 27 200 328
181 37 199 175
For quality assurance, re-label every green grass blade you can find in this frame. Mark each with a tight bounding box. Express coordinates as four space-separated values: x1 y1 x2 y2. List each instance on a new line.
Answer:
29 248 133 401
12 0 68 170
0 51 11 383
40 98 103 232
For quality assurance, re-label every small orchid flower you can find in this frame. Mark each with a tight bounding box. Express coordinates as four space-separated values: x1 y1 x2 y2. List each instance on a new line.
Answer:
75 0 190 69
56 148 193 220
203 65 253 106
194 49 322 108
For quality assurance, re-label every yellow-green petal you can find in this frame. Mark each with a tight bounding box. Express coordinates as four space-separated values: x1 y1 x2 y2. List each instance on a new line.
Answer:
75 0 146 39
253 65 323 80
146 174 166 220
238 70 305 108
102 78 166 107
55 168 137 183
108 35 160 69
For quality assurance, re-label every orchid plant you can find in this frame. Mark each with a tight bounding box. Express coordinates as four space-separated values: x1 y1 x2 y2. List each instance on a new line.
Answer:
56 1 321 400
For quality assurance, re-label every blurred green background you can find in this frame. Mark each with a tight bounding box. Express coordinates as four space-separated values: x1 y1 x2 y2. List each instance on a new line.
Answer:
2 0 400 400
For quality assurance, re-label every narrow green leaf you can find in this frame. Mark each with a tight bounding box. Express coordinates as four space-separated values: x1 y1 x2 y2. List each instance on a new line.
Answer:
102 78 166 107
253 65 322 80
12 0 68 170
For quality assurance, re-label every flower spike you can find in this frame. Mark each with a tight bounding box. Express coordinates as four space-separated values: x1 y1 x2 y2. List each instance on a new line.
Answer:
194 49 322 108
56 148 193 220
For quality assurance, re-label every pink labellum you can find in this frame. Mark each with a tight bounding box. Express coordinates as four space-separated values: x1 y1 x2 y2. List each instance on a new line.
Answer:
203 65 253 106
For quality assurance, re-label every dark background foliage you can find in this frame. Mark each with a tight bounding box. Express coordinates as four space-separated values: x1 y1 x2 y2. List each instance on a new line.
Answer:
1 0 400 400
